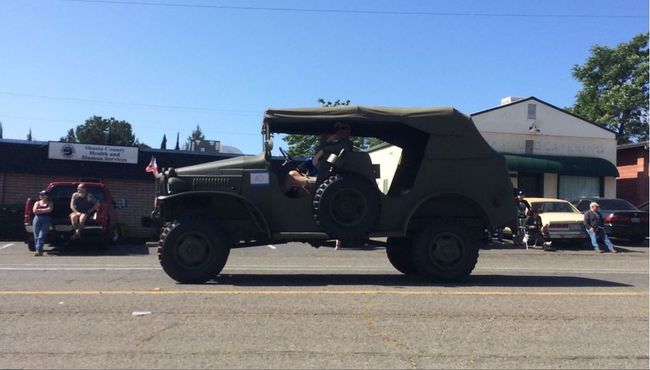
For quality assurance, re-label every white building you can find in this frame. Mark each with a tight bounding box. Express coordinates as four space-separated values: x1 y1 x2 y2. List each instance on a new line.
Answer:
369 97 618 200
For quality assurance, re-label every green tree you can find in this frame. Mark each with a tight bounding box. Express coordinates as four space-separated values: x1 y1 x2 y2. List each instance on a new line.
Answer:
184 124 205 150
571 33 649 144
60 116 142 146
160 134 167 150
283 98 383 157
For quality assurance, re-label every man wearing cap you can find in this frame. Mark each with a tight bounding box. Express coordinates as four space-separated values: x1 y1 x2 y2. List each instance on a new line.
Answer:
583 202 617 253
515 189 531 219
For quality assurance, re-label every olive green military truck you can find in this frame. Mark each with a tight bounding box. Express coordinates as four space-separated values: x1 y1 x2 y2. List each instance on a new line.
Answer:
152 106 516 283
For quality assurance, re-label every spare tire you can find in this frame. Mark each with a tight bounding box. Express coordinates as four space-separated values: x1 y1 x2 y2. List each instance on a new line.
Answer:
313 173 380 240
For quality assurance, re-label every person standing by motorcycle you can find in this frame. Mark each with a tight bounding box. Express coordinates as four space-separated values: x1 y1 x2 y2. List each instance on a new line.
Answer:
584 202 617 253
516 189 531 219
513 189 531 246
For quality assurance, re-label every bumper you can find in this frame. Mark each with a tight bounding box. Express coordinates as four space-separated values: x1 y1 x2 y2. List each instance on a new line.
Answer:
25 224 103 233
25 224 105 245
543 229 586 240
605 224 649 239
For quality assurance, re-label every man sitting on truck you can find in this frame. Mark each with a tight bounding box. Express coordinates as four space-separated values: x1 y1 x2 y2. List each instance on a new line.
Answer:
283 122 354 196
69 183 100 239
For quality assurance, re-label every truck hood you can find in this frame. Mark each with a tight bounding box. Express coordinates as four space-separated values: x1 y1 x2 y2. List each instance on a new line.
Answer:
174 153 265 177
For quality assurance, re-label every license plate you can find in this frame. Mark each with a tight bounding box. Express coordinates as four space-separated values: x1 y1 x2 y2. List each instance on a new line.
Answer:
631 217 640 223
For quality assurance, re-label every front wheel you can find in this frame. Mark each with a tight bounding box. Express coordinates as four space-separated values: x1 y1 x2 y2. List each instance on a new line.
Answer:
412 222 480 282
158 219 230 284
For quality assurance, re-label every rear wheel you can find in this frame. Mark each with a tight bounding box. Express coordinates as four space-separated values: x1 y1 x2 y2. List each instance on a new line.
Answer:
412 222 480 282
158 219 230 284
386 237 417 275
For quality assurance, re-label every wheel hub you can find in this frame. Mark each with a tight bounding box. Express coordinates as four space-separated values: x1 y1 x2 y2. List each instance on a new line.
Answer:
430 233 463 267
329 188 367 226
177 235 209 267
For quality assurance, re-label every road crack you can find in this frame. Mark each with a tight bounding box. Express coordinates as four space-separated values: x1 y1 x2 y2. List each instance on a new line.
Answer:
361 295 418 369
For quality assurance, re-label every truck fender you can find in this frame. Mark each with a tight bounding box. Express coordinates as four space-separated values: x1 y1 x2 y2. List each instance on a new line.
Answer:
158 191 271 239
403 192 491 235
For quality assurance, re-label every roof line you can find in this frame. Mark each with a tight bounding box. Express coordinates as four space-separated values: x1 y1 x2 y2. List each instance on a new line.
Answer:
470 96 618 135
617 141 649 150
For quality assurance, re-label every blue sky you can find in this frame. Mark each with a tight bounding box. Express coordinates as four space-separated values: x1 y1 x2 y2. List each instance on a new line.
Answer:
0 0 647 154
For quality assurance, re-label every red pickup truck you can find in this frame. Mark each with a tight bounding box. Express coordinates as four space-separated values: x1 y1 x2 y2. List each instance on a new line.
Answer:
24 181 124 251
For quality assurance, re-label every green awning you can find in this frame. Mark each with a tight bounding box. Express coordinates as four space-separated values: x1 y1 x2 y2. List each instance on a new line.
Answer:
504 154 619 177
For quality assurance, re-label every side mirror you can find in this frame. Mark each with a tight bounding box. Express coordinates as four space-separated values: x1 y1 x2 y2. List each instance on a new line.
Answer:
264 139 273 160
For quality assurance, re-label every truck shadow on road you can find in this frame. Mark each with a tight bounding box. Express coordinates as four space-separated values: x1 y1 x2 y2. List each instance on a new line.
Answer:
211 274 632 288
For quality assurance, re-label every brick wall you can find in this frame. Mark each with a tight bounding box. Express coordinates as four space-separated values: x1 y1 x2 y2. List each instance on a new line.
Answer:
0 140 242 240
616 146 649 206
1 172 157 239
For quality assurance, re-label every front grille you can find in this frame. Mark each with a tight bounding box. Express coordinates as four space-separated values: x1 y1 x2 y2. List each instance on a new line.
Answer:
548 222 584 231
192 177 232 190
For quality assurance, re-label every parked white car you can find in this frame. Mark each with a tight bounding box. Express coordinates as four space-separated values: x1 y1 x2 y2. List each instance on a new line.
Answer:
527 197 586 242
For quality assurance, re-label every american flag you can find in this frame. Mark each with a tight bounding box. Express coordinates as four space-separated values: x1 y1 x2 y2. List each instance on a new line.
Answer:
145 156 158 176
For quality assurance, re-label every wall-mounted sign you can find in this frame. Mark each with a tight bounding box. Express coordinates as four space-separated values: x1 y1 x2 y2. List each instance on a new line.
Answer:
48 142 139 164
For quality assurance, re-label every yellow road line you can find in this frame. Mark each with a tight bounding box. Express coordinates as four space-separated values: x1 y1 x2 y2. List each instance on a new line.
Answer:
0 290 646 297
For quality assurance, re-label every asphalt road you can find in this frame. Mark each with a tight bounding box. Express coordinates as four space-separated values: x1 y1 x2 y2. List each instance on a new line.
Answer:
0 239 647 369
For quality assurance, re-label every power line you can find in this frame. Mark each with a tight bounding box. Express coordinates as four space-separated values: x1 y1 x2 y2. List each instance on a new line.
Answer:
0 114 260 136
0 91 259 115
58 0 647 19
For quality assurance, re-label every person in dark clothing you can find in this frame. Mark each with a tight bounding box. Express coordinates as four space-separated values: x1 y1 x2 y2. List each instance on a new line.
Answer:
583 202 617 253
515 190 531 219
523 208 554 251
69 183 100 239
513 189 531 245
319 121 354 160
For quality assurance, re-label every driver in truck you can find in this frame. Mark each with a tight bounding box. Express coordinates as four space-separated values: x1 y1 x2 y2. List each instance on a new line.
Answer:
283 122 353 196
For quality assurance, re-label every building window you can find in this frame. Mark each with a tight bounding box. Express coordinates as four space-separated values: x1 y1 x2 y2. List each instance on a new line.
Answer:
525 140 534 154
558 175 601 200
527 104 536 120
